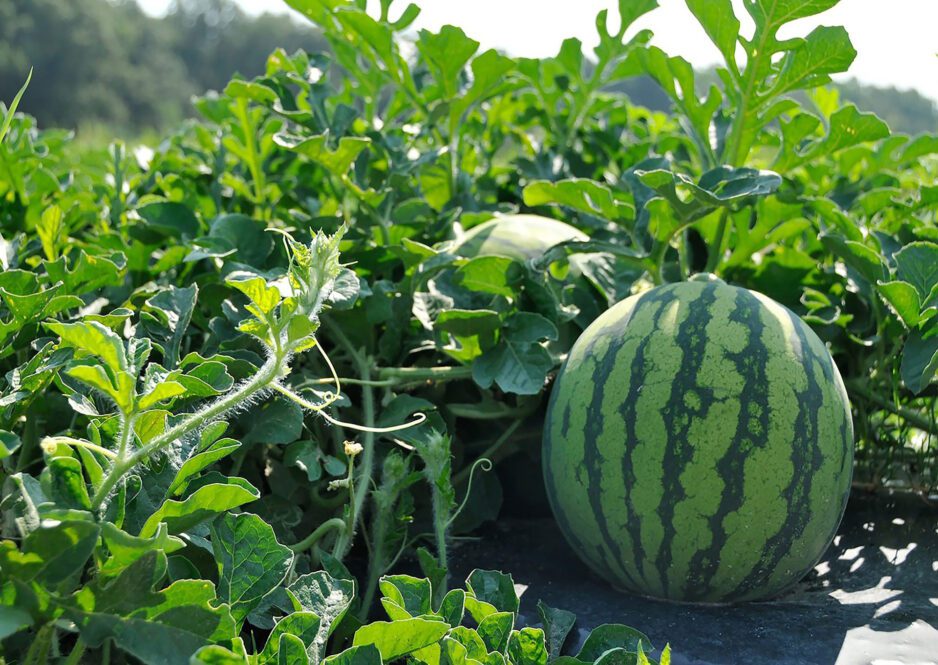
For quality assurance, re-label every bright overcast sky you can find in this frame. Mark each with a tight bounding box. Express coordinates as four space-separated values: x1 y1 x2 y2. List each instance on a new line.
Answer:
139 0 938 103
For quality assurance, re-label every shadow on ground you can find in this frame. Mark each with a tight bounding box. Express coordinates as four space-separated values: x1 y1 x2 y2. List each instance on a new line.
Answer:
449 491 938 665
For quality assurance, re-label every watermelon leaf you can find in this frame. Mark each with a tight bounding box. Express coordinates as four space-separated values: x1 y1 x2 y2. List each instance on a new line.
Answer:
901 328 938 395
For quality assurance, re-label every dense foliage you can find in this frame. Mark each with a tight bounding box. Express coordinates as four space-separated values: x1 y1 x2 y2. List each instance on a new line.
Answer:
1 0 936 661
3 0 938 137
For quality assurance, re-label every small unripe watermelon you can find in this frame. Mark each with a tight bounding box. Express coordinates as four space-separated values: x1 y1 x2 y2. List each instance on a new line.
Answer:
454 214 587 262
543 277 854 603
455 213 592 351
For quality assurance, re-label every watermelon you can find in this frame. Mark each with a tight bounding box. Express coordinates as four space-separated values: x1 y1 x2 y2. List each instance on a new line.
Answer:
542 276 854 603
454 214 587 261
454 211 602 322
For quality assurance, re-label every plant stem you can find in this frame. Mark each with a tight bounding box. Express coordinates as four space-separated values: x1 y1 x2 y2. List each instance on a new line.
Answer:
91 354 282 510
677 230 691 280
25 622 54 663
721 27 770 166
289 517 346 553
307 376 397 388
134 355 279 462
448 108 460 203
341 366 374 559
305 364 474 389
454 394 541 422
446 401 537 420
377 365 473 383
115 413 135 462
560 54 609 156
847 381 938 436
649 239 671 285
15 404 39 472
325 320 375 559
359 503 391 621
430 482 449 604
706 210 730 274
64 638 86 665
234 98 268 219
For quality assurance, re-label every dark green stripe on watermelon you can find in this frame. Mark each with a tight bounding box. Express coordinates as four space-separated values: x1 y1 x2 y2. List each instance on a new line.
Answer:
679 285 772 600
544 338 613 580
580 286 676 591
581 323 634 586
655 282 720 599
545 389 607 576
611 289 669 591
722 301 824 601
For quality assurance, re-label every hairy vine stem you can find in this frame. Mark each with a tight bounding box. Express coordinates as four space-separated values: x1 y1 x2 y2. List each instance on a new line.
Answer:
324 319 375 560
90 354 282 510
706 210 731 274
304 364 473 389
430 479 450 607
377 365 473 383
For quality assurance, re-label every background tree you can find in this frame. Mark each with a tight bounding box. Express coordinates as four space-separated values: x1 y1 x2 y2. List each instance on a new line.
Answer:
164 0 327 96
0 0 326 133
0 0 190 131
837 78 938 136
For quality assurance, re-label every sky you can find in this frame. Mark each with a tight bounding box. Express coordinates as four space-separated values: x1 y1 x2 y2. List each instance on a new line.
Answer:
139 0 938 103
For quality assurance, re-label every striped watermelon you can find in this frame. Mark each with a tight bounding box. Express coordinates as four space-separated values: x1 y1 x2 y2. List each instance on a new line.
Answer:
543 276 854 603
454 214 587 261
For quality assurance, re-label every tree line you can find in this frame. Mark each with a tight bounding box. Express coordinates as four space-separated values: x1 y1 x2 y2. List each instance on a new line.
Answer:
0 0 326 133
1 0 936 137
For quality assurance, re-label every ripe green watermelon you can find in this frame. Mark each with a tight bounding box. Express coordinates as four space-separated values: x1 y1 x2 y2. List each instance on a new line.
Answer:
543 277 854 603
454 214 587 261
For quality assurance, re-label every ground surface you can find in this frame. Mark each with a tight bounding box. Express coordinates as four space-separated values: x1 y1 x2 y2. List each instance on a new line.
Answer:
450 492 938 665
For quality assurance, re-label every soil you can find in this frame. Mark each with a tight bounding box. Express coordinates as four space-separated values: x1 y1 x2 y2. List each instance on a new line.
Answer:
449 491 938 665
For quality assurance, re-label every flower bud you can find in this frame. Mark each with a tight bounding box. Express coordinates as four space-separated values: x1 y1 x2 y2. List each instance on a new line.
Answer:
344 440 363 458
